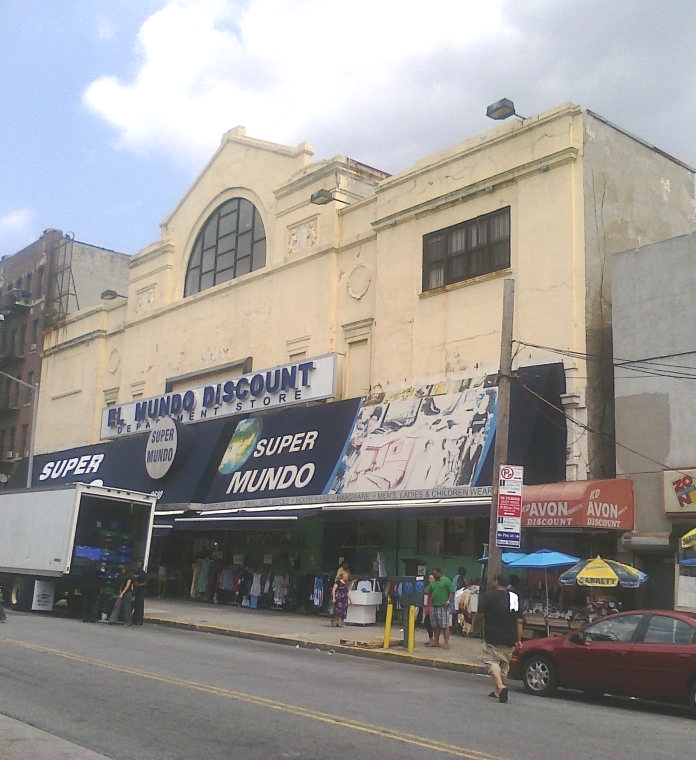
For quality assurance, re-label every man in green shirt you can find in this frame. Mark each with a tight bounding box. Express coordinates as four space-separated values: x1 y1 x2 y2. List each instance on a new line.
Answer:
425 567 454 649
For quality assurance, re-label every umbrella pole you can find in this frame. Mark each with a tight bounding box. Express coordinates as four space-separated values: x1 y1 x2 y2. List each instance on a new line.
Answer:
544 568 550 637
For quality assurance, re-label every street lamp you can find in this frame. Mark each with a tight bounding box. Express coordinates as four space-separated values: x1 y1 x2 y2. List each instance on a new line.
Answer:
100 289 127 300
0 370 38 489
310 188 349 205
486 98 526 122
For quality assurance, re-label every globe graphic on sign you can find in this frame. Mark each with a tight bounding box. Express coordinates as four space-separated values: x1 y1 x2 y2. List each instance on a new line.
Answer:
218 417 262 475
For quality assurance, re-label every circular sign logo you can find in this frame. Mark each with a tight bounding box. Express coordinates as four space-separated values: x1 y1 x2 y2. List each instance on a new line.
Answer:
145 417 178 480
500 466 515 480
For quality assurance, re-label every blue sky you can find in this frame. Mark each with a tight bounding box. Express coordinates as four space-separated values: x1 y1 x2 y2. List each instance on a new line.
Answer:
2 0 696 256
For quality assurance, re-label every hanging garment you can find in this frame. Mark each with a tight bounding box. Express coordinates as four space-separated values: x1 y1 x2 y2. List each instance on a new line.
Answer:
312 576 324 608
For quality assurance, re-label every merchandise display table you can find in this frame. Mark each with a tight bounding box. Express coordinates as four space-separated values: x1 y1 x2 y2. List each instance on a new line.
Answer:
346 579 382 625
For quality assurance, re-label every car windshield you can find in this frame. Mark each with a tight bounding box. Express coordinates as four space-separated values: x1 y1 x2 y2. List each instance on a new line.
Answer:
583 614 643 643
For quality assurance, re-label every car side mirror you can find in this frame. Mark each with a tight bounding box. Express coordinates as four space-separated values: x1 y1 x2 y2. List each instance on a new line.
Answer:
570 631 586 645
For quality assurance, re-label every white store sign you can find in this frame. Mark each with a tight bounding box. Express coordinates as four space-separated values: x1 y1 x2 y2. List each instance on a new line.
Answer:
100 354 337 439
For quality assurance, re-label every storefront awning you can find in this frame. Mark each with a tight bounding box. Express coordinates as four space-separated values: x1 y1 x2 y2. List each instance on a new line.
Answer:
521 478 634 530
320 495 491 520
167 504 324 531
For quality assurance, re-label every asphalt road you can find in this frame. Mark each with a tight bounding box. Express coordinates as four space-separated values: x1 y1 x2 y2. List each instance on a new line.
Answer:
1 612 695 760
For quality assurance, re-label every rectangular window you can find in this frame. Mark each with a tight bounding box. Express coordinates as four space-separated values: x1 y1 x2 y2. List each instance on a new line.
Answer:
416 517 487 556
422 207 510 291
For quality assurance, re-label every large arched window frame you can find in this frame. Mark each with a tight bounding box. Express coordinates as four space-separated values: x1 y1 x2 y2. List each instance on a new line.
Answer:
184 197 267 297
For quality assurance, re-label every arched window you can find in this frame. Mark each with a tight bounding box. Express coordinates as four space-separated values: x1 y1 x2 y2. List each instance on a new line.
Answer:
184 198 267 296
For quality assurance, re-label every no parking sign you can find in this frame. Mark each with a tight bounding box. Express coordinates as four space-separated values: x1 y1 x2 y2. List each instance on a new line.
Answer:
496 464 523 548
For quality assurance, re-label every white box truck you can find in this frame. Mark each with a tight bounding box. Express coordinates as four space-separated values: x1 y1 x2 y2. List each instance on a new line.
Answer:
0 483 156 612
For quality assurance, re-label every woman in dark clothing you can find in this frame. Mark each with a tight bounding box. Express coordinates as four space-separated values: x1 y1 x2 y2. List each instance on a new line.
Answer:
331 570 350 627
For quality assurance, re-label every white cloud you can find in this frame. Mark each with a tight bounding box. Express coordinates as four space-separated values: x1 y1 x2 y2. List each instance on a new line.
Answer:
82 0 509 169
81 0 696 174
0 209 35 249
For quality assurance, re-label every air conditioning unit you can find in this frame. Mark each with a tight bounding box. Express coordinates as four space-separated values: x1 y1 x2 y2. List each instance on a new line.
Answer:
29 343 37 352
5 451 14 460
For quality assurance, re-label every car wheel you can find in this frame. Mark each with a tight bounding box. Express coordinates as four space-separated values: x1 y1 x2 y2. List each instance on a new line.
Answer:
689 680 696 716
522 655 557 696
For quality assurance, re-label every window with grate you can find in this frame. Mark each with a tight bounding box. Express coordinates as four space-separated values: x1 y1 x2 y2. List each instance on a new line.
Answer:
422 206 510 292
184 198 267 297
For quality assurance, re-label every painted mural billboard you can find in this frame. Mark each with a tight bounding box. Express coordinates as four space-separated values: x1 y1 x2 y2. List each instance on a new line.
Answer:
326 374 498 494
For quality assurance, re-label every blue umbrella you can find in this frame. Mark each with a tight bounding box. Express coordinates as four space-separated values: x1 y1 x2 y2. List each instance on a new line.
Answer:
507 549 580 570
476 551 529 565
506 549 580 636
475 551 530 584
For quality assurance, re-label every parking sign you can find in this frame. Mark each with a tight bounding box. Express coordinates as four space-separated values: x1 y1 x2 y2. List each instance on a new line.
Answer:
496 464 523 548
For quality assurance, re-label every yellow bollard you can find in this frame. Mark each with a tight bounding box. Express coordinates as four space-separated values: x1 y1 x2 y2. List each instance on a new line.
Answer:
407 604 416 652
383 601 393 648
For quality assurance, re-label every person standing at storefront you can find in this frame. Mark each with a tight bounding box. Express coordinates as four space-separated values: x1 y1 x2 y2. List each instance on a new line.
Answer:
423 572 435 644
331 566 351 627
473 573 524 703
131 561 147 626
110 565 134 625
157 562 168 598
425 568 454 649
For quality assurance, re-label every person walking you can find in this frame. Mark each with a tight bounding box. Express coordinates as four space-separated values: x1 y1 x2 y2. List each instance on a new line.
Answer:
425 567 454 649
473 573 524 703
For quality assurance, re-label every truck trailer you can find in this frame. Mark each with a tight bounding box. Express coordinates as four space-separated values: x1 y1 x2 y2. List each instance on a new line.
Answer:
0 483 156 612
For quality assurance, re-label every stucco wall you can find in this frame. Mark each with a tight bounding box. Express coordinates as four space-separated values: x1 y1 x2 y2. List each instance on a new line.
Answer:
583 115 695 479
613 234 696 537
35 103 696 488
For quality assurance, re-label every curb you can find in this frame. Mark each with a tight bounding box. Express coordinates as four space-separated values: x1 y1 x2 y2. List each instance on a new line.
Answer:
145 616 486 675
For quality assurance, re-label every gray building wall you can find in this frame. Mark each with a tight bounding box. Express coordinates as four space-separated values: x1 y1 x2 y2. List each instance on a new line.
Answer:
613 232 696 606
583 113 695 481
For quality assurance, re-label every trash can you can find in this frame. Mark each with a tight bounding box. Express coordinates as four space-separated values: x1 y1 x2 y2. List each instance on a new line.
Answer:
397 576 426 645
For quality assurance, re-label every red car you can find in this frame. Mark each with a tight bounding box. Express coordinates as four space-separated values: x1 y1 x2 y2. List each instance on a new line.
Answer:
509 609 696 712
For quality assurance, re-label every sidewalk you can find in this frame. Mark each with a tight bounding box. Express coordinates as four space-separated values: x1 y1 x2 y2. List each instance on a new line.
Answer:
144 597 488 673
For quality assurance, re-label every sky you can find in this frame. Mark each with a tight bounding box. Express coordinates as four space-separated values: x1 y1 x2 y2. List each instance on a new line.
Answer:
2 0 696 256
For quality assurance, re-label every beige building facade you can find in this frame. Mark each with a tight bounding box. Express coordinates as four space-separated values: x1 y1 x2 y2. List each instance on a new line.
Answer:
38 104 694 479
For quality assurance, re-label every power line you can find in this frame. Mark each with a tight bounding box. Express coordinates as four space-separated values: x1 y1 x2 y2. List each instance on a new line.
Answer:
515 340 696 380
513 375 688 478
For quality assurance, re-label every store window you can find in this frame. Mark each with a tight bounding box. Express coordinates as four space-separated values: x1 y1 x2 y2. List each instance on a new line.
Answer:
184 198 267 297
416 517 487 557
422 206 510 291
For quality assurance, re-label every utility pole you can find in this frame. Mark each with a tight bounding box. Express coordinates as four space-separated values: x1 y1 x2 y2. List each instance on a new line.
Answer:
486 278 515 586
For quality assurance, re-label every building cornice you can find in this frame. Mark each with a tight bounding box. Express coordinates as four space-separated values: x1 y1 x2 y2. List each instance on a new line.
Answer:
372 147 578 231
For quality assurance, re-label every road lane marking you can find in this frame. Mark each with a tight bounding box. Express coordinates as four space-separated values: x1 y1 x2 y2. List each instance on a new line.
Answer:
4 636 510 760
